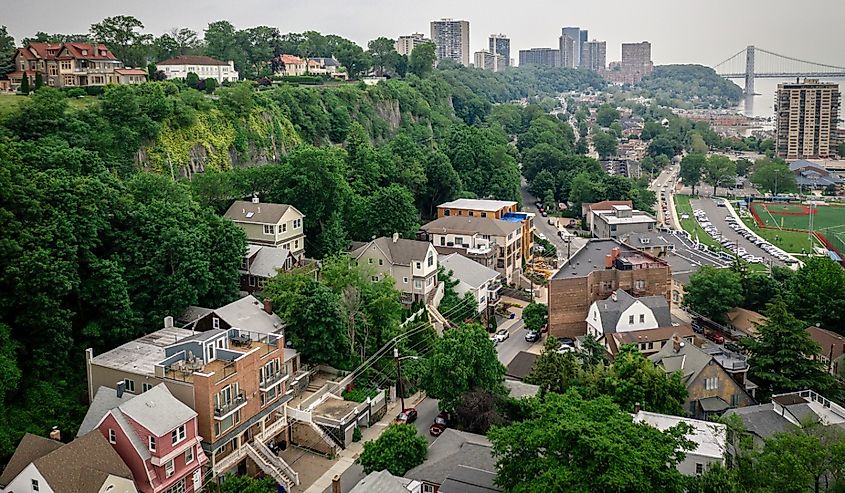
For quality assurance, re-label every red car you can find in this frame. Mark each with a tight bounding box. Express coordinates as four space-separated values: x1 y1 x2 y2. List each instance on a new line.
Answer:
429 411 450 437
395 408 418 424
705 331 725 344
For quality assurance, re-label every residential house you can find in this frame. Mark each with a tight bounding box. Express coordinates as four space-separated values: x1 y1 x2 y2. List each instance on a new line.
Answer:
77 384 208 493
85 314 299 485
724 390 844 448
581 200 634 231
308 57 347 79
241 245 294 293
548 239 672 338
270 54 321 76
0 431 137 493
504 380 540 399
726 307 767 337
223 198 306 257
439 253 501 314
591 204 657 239
156 55 238 83
351 234 439 304
404 429 501 493
585 289 693 356
634 410 727 476
436 199 534 261
115 68 149 85
8 42 138 90
806 326 845 376
650 335 755 420
350 470 418 493
421 215 523 285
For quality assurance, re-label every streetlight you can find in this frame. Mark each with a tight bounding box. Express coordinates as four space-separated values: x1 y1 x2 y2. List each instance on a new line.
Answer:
394 348 418 411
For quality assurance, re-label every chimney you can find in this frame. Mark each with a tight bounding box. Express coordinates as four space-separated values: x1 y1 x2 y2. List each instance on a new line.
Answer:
49 426 61 441
332 475 341 493
604 254 613 269
392 232 399 243
263 298 273 315
611 247 620 260
116 381 126 398
164 316 174 329
634 402 641 414
671 334 683 353
252 196 260 204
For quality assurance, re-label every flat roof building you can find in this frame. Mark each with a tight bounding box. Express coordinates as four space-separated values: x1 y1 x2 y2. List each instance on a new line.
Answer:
518 48 560 67
776 80 841 160
430 19 470 67
592 204 657 239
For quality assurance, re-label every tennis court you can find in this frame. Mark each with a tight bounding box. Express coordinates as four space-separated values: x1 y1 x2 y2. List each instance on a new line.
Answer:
749 202 845 255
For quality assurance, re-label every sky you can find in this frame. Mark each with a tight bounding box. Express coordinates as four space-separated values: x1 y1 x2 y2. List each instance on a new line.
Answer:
5 0 845 67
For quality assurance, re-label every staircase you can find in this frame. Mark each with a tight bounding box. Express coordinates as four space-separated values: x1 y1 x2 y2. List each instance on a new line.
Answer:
286 411 342 455
246 441 299 491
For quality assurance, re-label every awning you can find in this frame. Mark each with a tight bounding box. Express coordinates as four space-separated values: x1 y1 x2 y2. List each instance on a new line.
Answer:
698 396 730 413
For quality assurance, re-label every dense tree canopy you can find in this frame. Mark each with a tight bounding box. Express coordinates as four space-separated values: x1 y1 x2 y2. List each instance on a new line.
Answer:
683 266 743 322
358 424 428 475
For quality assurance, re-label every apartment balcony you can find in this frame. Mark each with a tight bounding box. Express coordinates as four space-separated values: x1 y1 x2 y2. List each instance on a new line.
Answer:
259 370 289 391
467 244 493 255
214 393 247 420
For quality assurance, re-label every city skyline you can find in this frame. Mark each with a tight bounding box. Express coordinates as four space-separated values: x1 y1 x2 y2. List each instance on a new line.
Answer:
5 0 845 68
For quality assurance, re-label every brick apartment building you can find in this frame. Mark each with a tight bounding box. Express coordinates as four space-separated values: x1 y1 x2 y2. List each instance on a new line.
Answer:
548 239 672 338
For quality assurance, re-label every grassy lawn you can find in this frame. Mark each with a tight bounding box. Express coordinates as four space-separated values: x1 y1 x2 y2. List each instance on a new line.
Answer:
673 194 724 251
0 94 97 118
741 216 822 254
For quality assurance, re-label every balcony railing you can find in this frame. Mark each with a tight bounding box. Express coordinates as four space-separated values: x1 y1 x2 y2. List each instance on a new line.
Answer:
259 370 289 391
214 393 247 419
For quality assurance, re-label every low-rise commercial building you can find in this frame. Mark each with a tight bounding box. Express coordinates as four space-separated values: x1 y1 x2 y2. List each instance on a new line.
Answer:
592 204 657 239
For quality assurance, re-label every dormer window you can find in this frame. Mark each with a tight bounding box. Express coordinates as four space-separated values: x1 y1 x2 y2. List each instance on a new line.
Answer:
212 317 220 329
171 424 186 445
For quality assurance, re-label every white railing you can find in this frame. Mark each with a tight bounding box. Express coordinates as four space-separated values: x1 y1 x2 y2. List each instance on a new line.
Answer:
213 445 247 475
246 442 297 490
286 405 313 423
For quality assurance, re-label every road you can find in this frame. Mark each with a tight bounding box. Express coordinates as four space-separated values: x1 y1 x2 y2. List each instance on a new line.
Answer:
650 163 678 229
519 180 589 261
494 320 542 368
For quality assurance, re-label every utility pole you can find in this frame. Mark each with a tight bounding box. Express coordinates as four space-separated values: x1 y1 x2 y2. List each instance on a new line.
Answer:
394 347 405 411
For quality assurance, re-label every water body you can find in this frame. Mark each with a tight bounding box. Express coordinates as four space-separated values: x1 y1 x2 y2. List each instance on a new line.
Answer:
731 77 845 118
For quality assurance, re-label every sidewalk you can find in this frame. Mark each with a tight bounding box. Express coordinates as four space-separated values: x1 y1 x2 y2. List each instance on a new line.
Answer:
302 391 426 493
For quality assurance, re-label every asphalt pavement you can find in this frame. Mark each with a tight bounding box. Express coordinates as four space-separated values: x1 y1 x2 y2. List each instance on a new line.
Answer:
519 180 588 261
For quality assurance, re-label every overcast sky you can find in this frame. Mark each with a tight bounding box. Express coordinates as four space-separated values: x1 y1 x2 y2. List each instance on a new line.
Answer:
6 0 845 67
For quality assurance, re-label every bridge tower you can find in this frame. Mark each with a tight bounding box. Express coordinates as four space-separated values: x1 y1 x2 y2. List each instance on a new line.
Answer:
744 45 755 96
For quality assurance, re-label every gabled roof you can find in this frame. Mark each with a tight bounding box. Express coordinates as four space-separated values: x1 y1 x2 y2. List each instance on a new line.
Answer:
440 253 499 290
421 216 521 237
592 290 671 334
117 384 197 437
157 55 229 66
807 326 845 362
213 294 285 334
77 386 135 438
246 245 291 278
350 470 412 493
224 200 298 225
0 433 63 487
634 410 726 460
587 200 633 212
649 337 714 386
727 308 767 336
59 43 117 60
405 429 497 487
352 237 432 267
31 431 133 493
723 403 798 439
612 325 694 347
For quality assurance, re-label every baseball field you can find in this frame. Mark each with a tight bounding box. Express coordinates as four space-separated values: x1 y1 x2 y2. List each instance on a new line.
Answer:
749 202 845 256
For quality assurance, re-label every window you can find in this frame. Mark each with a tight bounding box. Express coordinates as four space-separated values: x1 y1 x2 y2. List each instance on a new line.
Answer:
639 314 645 323
634 279 646 290
108 428 116 444
368 258 373 264
165 459 175 478
32 479 40 491
427 254 434 267
414 280 423 289
416 262 421 270
403 277 408 283
455 236 464 246
371 276 379 282
423 484 435 493
282 223 287 233
427 277 434 286
124 379 135 392
440 236 445 246
695 463 704 475
149 435 156 452
172 424 186 445
481 212 487 218
705 377 719 391
212 317 220 329
263 225 275 235
378 259 383 266
628 315 634 324
469 211 474 217
142 383 153 392
185 446 194 464
294 240 299 249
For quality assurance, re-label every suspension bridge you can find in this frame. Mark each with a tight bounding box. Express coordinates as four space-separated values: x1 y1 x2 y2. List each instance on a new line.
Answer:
714 46 845 95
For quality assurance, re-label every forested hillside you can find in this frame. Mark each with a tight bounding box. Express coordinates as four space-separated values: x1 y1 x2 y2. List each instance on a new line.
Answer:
0 62 603 460
636 64 743 108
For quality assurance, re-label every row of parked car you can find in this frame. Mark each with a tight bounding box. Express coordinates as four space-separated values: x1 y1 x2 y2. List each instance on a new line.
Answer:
723 215 793 263
692 208 769 264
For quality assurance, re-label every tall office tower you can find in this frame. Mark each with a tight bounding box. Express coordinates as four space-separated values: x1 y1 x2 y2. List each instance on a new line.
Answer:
581 40 607 71
561 27 582 66
474 50 506 71
489 34 511 69
430 18 470 66
395 33 431 56
518 48 561 67
776 79 841 160
559 34 577 68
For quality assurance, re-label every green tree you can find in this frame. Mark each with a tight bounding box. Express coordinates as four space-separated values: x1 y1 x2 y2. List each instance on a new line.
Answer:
185 72 200 89
680 153 707 195
367 37 398 76
488 390 694 493
218 475 277 493
438 267 479 325
335 41 372 79
685 463 746 493
18 74 30 95
421 152 462 217
743 299 841 400
525 338 579 395
595 345 687 415
578 333 608 367
203 78 218 93
787 256 845 332
682 266 743 323
409 42 435 78
358 424 427 475
596 103 620 127
420 324 505 411
363 184 420 239
522 303 548 333
703 155 737 196
750 158 797 194
568 170 607 211
593 130 618 159
750 427 845 493
0 26 15 78
90 15 148 66
33 72 43 90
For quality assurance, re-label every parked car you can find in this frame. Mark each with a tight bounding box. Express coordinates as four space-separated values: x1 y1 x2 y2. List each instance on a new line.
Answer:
692 324 704 334
429 411 450 436
395 408 418 424
725 342 744 353
537 233 547 241
525 330 541 343
705 331 725 344
492 329 510 343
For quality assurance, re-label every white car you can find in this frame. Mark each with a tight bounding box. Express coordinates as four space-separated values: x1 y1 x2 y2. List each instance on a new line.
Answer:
537 233 547 241
492 329 510 343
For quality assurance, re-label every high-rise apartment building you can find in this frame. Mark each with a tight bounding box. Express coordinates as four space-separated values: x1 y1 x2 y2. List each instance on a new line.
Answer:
474 50 506 72
775 79 841 160
518 48 561 67
559 34 577 68
395 33 431 56
488 34 510 69
430 19 470 66
561 27 582 67
581 40 607 72
621 41 653 73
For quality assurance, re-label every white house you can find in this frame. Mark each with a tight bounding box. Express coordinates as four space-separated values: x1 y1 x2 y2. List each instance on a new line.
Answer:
351 234 439 305
439 253 500 313
156 55 238 83
634 410 727 476
586 289 672 339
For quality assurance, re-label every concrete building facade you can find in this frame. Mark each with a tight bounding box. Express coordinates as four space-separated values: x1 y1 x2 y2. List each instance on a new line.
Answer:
395 33 431 56
581 40 607 72
518 48 560 67
591 204 657 239
430 19 470 66
473 50 505 72
775 79 841 160
488 34 510 69
561 27 583 67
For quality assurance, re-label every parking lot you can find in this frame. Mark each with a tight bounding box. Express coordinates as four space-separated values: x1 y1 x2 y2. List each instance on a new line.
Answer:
689 197 794 267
